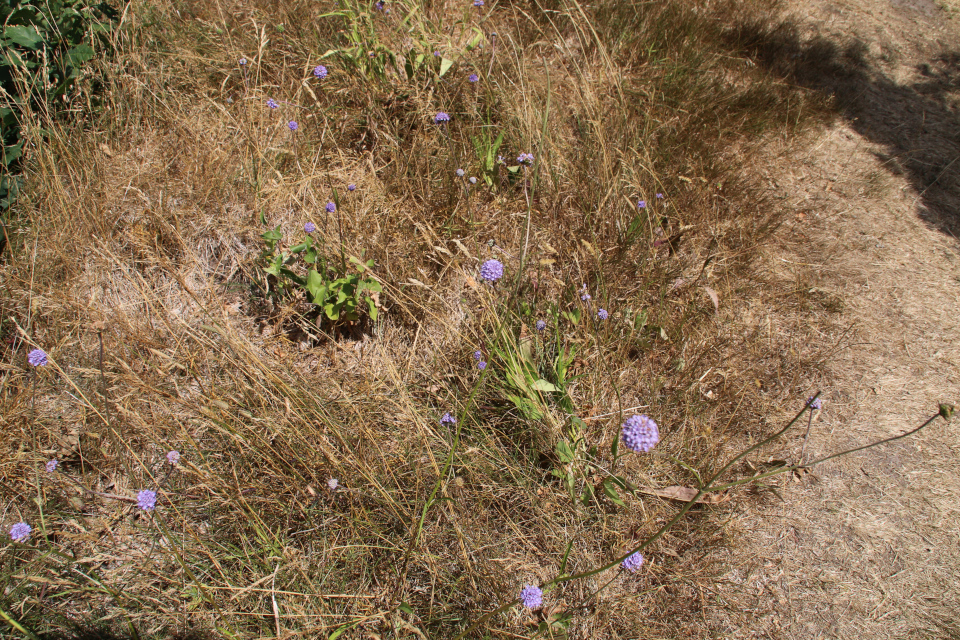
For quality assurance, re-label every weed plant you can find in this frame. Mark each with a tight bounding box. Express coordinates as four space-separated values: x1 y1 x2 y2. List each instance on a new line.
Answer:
0 0 947 638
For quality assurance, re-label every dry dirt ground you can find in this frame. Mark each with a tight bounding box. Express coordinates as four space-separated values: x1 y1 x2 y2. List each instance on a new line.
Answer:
707 1 960 638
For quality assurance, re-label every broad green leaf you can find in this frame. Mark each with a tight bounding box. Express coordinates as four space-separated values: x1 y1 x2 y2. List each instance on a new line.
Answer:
602 478 625 506
5 25 44 49
439 57 453 77
530 379 558 393
66 43 94 66
366 297 378 321
555 440 574 464
581 482 595 506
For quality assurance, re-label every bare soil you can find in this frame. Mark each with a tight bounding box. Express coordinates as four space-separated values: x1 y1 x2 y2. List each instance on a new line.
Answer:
707 1 960 637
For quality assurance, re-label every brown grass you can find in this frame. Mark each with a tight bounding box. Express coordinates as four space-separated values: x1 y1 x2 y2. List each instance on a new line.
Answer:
0 0 844 637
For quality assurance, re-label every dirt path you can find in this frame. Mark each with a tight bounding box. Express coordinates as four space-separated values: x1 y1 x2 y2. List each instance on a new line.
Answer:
711 2 960 638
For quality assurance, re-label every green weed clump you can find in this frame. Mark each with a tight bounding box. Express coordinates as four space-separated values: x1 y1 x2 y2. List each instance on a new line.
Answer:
0 0 891 638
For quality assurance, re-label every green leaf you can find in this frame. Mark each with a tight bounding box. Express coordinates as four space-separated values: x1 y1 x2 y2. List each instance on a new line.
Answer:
5 25 44 49
530 379 558 393
559 539 574 574
602 478 625 506
398 602 414 615
66 43 94 66
581 482 595 506
555 440 574 464
304 246 318 264
366 297 378 321
439 57 453 77
610 432 619 460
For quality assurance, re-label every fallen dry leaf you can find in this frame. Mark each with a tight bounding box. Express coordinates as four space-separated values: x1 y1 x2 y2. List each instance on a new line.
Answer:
703 285 719 312
636 485 730 504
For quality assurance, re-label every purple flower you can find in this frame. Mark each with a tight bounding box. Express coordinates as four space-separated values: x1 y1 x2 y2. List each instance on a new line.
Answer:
434 112 450 123
9 522 31 543
621 414 659 453
28 349 47 367
374 1 384 9
137 489 157 511
289 121 299 131
267 98 279 109
638 200 646 209
469 177 477 184
313 65 328 79
304 222 316 233
326 202 336 213
479 259 504 282
517 153 534 165
474 350 483 361
536 319 546 332
808 396 822 410
478 361 487 370
597 309 608 320
656 193 664 199
327 478 339 491
348 184 356 191
434 50 441 57
166 450 180 465
440 412 456 425
469 73 479 83
474 0 484 5
519 585 542 609
239 58 247 66
580 285 591 302
45 460 58 473
456 168 465 177
621 551 644 573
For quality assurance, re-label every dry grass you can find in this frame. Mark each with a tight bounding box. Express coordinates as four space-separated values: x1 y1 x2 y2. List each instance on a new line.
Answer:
0 0 842 637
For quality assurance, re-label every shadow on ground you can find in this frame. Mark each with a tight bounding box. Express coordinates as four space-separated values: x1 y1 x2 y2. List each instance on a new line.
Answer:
725 19 960 239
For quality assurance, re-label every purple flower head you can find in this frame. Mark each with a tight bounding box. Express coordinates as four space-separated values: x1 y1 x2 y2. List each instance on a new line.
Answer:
327 478 339 491
266 98 279 109
478 361 487 370
519 585 542 609
374 1 384 9
137 489 157 511
656 193 664 199
46 459 58 473
239 58 247 66
456 168 465 177
434 50 441 57
9 522 31 543
621 414 660 453
313 65 328 79
597 308 608 320
621 551 644 573
348 184 356 191
474 0 484 5
474 350 483 361
288 121 299 131
304 222 316 233
469 177 477 184
28 349 48 367
440 412 456 425
638 200 646 209
166 450 181 465
434 112 450 124
536 319 546 332
580 284 591 302
469 73 479 83
808 396 822 410
326 201 336 213
517 153 534 166
479 259 504 282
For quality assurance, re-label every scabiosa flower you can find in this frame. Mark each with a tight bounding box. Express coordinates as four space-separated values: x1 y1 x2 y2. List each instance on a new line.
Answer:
456 168 465 177
434 112 450 124
621 414 660 453
808 396 822 410
479 259 504 282
28 349 47 367
474 0 484 5
166 450 180 465
474 350 483 361
137 489 157 511
469 73 479 83
536 319 546 332
328 478 339 491
239 58 247 66
440 412 456 425
347 184 356 191
313 65 328 79
519 585 542 609
597 308 609 320
621 551 644 573
45 460 58 473
9 522 31 543
433 50 441 57
288 121 299 131
580 285 591 302
326 201 336 213
638 200 646 209
469 177 477 184
478 361 487 370
517 153 534 165
304 222 316 233
656 193 664 199
374 0 384 9
266 98 279 109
